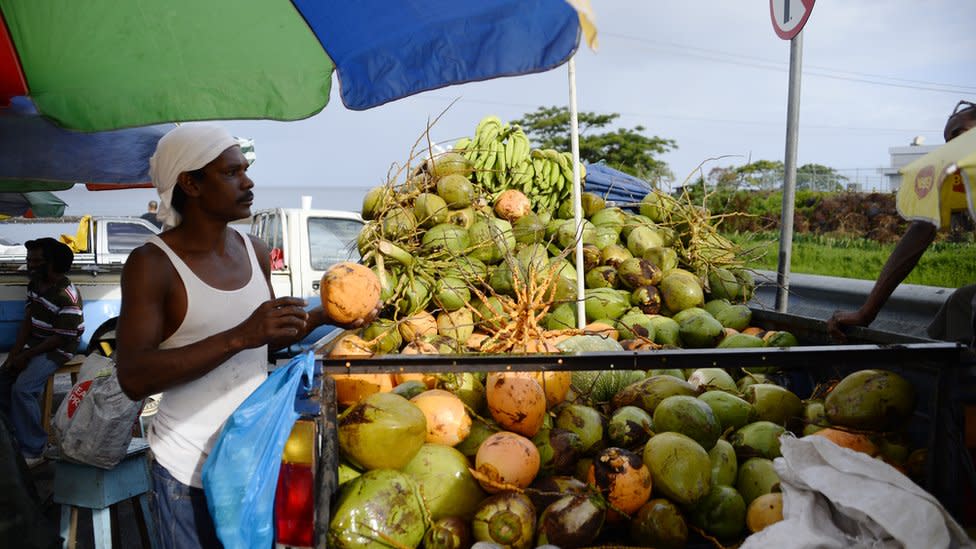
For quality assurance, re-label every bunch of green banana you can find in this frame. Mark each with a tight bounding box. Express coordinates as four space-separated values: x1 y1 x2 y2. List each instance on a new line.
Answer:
454 115 586 212
525 148 587 212
455 115 531 194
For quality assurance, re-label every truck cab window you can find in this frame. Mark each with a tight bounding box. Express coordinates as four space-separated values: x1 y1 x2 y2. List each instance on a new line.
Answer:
106 222 156 254
307 218 362 271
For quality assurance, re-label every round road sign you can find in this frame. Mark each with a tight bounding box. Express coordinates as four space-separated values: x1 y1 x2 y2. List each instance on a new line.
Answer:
770 0 816 40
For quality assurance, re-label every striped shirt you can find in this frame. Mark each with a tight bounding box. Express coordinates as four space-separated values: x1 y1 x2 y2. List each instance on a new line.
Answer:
25 276 84 362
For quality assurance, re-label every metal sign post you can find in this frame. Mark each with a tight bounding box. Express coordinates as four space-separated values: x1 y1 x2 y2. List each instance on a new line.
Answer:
775 32 803 312
769 0 815 312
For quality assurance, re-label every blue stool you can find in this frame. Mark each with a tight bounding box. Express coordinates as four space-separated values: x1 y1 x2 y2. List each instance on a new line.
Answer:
53 438 158 549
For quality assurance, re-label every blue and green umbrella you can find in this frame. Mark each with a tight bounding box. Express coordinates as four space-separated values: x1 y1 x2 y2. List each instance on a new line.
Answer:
1 1 586 131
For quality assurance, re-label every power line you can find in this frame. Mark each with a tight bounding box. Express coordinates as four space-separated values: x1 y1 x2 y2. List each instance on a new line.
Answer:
605 32 976 95
418 94 942 134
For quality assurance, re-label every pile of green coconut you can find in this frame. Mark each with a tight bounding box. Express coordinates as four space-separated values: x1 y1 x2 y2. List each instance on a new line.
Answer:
337 146 792 359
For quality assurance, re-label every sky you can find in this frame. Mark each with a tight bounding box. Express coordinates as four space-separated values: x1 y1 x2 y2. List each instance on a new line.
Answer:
55 1 976 216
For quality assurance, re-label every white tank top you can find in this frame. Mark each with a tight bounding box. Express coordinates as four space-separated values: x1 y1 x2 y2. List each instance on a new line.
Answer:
146 233 270 487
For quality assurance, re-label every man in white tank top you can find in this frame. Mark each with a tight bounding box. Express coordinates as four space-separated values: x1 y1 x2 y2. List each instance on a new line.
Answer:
115 125 377 549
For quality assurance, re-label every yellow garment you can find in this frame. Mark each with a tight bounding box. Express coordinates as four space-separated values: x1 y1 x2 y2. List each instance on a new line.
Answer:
566 0 598 50
897 128 976 228
59 214 91 252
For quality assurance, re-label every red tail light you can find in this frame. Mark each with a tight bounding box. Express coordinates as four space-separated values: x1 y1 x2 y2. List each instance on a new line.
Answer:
275 419 316 547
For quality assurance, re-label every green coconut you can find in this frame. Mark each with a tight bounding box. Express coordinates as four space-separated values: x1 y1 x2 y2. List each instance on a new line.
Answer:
744 384 804 426
585 266 618 289
699 391 756 432
608 405 654 448
708 439 738 487
422 223 470 255
361 318 402 354
513 213 545 244
434 276 470 311
630 499 688 549
338 392 427 470
642 246 678 273
545 302 578 331
626 225 667 258
707 267 742 302
437 173 476 209
556 219 596 249
616 310 657 341
447 206 476 228
361 186 388 221
472 493 537 549
617 257 663 289
516 243 550 280
802 399 828 436
703 298 733 318
328 469 427 549
467 217 515 264
382 207 417 240
631 285 663 315
581 192 606 217
639 192 676 223
715 304 752 331
686 368 737 392
653 395 722 451
590 207 628 234
643 432 712 506
729 421 786 460
660 271 705 313
583 288 633 322
401 444 486 521
432 152 472 177
414 192 450 228
678 313 724 349
600 244 633 267
690 484 746 540
736 458 780 506
397 277 431 316
611 375 697 415
436 308 474 343
647 315 681 346
824 369 916 431
717 333 765 349
555 404 605 455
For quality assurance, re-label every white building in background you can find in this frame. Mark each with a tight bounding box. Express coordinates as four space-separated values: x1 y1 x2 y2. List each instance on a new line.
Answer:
881 137 938 193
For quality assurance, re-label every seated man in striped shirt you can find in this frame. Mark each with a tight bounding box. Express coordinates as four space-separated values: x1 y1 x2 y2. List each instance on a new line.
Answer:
0 237 84 467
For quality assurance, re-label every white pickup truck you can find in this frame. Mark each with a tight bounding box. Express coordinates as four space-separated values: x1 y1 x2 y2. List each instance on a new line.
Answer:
1 208 364 356
0 215 160 353
249 206 365 351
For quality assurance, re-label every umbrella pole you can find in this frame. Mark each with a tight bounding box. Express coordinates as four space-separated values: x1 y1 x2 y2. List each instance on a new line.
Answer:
568 57 586 329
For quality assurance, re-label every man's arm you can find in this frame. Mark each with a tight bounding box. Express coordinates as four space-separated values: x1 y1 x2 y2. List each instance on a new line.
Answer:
115 244 309 400
827 220 937 340
248 235 379 344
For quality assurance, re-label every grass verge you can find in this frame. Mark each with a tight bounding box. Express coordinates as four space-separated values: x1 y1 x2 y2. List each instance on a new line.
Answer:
726 232 976 289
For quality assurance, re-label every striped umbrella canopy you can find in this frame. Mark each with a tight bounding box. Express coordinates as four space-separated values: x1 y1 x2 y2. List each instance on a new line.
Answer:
0 190 65 217
0 96 174 192
0 1 586 132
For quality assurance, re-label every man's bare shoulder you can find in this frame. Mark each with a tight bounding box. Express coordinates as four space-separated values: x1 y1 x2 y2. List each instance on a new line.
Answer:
122 241 174 289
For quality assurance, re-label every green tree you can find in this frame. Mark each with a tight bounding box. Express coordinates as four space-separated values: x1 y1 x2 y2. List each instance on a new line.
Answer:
511 106 677 186
796 163 848 192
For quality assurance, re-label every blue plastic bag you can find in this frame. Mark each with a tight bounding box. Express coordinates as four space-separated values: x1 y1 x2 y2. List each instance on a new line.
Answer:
202 351 315 549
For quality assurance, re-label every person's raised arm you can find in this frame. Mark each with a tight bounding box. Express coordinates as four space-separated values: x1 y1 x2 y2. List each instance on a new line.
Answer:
827 220 937 341
249 234 380 343
115 244 309 400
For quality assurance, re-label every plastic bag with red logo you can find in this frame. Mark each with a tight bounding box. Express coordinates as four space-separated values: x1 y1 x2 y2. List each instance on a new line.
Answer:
51 353 143 469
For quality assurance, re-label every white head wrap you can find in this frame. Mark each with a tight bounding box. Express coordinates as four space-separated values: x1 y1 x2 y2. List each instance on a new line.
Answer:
149 124 239 228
